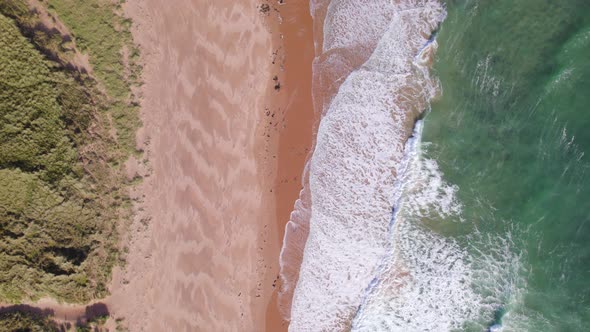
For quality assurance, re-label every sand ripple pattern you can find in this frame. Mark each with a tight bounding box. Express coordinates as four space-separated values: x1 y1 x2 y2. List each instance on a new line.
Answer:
115 1 273 331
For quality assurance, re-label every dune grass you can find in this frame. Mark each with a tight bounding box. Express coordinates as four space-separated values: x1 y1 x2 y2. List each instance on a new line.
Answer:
0 0 140 309
46 0 142 153
0 311 59 332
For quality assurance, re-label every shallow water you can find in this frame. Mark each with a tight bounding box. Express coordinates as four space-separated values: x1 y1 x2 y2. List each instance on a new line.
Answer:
356 0 590 330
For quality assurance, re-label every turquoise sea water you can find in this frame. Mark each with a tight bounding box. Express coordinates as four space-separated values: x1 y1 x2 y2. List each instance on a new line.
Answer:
424 0 590 330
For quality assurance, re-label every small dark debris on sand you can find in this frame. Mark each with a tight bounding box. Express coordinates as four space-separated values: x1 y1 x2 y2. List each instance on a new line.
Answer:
259 4 270 13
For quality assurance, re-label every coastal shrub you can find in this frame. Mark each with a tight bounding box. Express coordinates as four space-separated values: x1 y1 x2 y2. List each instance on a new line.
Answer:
0 0 139 305
47 0 142 152
0 311 58 332
0 14 76 181
0 169 98 302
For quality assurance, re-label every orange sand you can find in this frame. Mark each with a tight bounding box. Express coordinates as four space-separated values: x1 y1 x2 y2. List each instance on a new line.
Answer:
275 0 389 323
261 1 315 331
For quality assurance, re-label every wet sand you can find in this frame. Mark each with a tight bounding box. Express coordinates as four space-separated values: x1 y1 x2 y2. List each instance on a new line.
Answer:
108 0 315 331
277 0 398 323
262 1 315 331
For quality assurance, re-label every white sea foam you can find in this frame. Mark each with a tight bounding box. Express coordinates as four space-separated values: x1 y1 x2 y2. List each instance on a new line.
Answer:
349 123 478 331
387 123 463 223
468 226 529 331
288 1 446 330
288 1 530 330
346 119 476 331
351 221 479 331
349 130 526 331
322 0 396 54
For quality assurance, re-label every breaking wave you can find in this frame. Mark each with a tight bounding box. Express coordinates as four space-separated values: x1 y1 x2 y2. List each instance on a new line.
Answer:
286 1 446 330
279 1 528 331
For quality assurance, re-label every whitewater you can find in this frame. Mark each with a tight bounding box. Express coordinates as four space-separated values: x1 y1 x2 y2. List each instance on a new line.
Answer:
276 0 555 331
279 0 473 330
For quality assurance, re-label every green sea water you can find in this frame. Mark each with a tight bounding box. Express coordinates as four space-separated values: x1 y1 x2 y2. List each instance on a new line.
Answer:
423 0 590 330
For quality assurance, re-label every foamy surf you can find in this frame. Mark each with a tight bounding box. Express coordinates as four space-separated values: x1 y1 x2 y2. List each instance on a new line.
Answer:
349 120 479 331
284 1 447 330
278 1 533 331
345 122 526 331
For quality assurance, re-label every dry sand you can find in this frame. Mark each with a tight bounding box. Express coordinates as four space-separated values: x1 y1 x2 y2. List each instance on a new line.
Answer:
108 0 314 331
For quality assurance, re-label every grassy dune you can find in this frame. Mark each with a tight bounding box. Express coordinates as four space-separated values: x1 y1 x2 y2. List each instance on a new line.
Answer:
46 0 142 153
0 311 58 331
0 0 140 308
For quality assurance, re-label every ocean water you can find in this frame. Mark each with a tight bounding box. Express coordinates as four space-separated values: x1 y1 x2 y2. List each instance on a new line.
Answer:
287 0 590 331
419 0 590 330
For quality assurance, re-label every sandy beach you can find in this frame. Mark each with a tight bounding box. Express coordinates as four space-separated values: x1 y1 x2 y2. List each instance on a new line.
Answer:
106 0 315 331
3 1 582 331
263 1 315 330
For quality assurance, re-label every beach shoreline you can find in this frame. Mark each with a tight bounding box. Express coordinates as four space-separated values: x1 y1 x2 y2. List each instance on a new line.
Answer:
259 1 316 331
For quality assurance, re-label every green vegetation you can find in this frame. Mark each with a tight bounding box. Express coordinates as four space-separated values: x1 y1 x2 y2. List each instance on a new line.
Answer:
0 310 110 331
46 0 142 152
0 0 140 309
0 311 58 332
0 15 77 182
